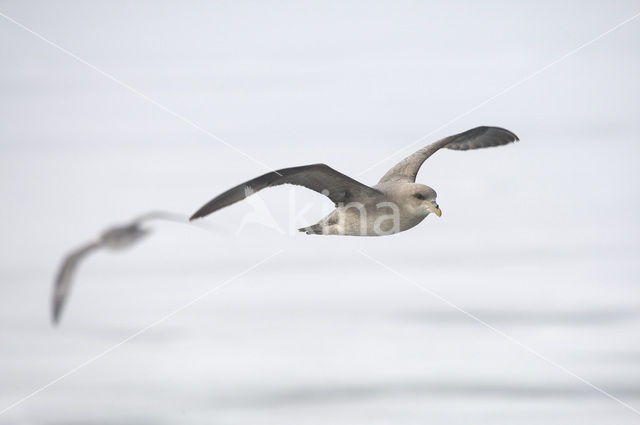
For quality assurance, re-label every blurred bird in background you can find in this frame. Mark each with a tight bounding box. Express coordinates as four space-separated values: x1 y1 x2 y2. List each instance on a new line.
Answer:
52 211 196 324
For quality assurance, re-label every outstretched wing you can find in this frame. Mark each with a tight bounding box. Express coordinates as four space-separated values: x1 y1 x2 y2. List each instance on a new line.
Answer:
52 241 101 324
378 126 519 184
190 163 381 220
131 210 188 224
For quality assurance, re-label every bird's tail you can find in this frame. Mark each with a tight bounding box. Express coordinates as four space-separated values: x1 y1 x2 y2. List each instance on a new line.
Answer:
298 224 324 235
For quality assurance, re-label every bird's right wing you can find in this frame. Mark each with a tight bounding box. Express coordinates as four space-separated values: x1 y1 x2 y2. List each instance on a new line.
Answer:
378 126 519 184
52 241 101 324
190 163 381 220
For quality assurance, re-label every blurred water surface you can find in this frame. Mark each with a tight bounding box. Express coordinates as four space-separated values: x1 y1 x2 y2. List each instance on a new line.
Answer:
1 1 640 424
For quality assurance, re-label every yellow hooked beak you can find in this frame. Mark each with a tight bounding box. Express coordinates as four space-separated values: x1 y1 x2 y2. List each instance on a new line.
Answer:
427 203 442 217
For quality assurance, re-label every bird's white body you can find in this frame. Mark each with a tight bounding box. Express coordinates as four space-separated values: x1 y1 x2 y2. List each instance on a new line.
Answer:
302 182 438 236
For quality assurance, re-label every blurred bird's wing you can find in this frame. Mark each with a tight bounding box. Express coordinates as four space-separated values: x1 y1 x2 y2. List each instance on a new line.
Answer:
190 163 381 220
132 210 188 224
52 240 101 324
378 126 519 184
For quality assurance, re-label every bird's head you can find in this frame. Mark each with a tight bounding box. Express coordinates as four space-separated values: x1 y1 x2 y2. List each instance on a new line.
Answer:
407 184 441 217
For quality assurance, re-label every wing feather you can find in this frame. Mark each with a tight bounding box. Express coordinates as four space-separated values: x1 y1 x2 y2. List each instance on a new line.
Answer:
190 163 380 220
52 241 101 324
378 126 519 183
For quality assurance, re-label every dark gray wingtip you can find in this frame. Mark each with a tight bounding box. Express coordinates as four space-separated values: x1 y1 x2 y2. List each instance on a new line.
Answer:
189 204 211 221
445 126 520 151
497 126 519 142
485 126 519 142
51 291 63 325
51 272 65 326
51 306 61 325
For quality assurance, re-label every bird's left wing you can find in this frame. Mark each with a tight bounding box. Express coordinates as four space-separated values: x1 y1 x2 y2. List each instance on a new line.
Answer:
190 163 381 220
378 126 519 184
52 241 101 324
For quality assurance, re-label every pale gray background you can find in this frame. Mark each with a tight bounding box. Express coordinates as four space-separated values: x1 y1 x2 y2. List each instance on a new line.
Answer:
1 1 640 424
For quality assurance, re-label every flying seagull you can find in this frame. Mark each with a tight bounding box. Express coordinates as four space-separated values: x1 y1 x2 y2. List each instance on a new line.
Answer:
190 126 519 236
52 211 187 324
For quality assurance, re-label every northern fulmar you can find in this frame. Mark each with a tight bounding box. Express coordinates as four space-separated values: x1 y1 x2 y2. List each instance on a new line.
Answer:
190 126 519 236
52 211 187 324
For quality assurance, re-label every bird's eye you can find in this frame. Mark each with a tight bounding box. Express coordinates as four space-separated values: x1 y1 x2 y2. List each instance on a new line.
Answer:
414 193 425 200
